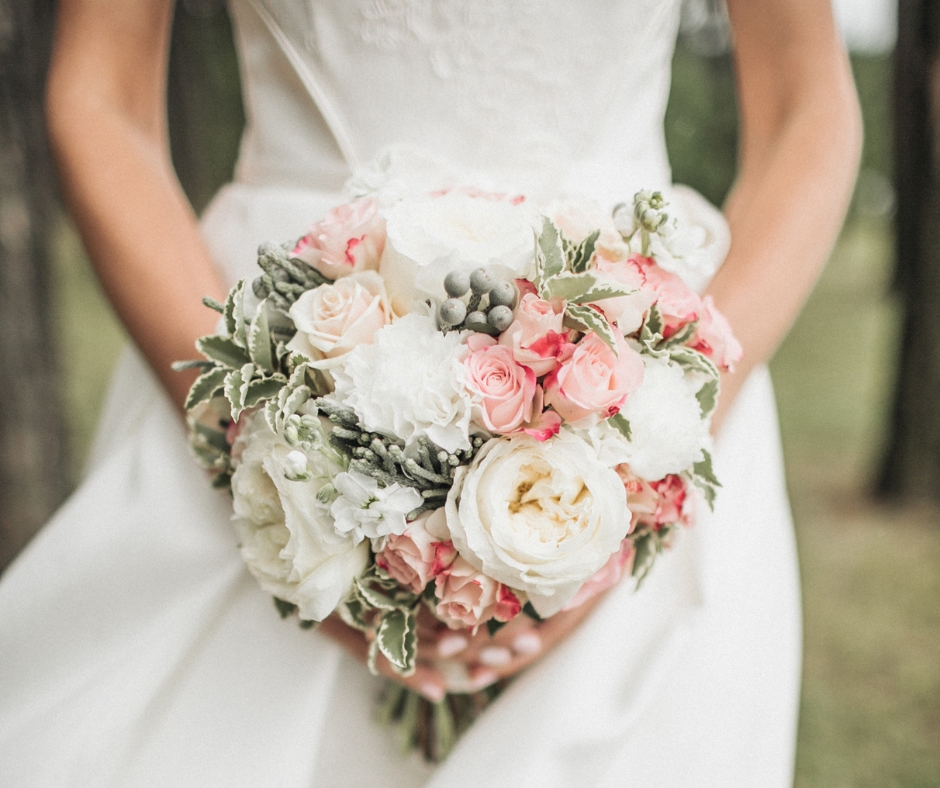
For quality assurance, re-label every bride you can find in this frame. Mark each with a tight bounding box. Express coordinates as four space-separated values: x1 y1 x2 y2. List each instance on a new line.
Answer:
0 0 860 785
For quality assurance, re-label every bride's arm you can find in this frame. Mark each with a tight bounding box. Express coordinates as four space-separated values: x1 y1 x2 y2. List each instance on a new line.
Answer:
48 0 450 700
709 0 862 425
47 0 227 408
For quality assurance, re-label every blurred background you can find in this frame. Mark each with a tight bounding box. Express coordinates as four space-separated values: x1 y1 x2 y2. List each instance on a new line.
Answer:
1 0 938 784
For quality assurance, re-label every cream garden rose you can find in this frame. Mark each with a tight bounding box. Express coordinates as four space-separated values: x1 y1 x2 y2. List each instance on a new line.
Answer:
444 430 630 617
230 410 369 622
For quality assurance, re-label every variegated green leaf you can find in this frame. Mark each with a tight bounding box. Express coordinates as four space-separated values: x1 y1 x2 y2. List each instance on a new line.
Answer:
224 363 255 421
244 375 287 409
630 529 661 587
222 279 246 339
569 229 600 273
564 303 620 354
184 366 228 411
536 218 565 286
247 304 274 373
608 413 633 441
376 607 417 675
643 303 664 338
696 378 719 419
669 346 719 380
196 335 250 369
689 449 720 509
356 579 399 612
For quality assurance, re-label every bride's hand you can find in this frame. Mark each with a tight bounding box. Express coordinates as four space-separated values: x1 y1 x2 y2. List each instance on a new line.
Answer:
431 595 604 692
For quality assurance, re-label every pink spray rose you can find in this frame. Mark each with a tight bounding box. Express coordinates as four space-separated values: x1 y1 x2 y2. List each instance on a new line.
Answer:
544 329 645 424
291 197 386 280
375 509 457 594
463 335 537 434
632 254 702 338
498 293 569 377
563 539 635 611
617 465 690 530
512 384 562 441
690 295 743 372
593 256 657 335
434 557 521 631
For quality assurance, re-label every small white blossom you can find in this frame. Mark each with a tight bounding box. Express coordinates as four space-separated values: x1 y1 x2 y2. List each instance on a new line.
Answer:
330 470 424 543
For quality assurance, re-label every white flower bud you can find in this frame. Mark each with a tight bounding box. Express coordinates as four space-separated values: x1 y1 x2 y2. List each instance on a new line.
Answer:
283 450 311 482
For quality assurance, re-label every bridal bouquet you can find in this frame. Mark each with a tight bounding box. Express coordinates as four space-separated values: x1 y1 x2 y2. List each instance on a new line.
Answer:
179 184 741 759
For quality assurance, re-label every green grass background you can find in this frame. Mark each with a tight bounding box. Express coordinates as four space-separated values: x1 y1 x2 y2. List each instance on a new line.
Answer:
50 44 939 786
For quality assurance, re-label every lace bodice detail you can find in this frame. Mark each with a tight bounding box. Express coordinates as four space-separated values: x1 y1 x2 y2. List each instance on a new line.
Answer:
229 0 682 203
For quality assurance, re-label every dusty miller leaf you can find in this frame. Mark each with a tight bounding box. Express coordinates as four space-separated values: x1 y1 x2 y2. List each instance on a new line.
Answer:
184 366 228 411
247 303 274 373
196 335 251 370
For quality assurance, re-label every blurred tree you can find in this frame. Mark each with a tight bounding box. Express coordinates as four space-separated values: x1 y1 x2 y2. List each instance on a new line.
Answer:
167 0 244 214
879 0 940 501
0 0 69 571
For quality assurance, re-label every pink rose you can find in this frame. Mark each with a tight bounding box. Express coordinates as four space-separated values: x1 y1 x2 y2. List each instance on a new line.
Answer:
633 254 702 338
287 271 390 366
512 385 562 441
544 330 645 424
690 295 743 372
563 539 635 610
291 198 386 280
376 510 456 594
647 475 690 528
498 293 569 377
593 256 657 335
464 341 537 434
434 557 521 631
617 465 690 530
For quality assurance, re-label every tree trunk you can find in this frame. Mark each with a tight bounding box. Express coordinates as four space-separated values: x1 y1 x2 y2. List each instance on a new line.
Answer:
879 0 940 501
0 0 69 570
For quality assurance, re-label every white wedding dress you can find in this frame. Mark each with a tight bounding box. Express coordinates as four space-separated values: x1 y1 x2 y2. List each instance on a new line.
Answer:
0 1 802 785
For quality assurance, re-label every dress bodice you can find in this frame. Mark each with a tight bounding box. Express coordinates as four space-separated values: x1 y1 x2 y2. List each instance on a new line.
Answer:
228 0 681 204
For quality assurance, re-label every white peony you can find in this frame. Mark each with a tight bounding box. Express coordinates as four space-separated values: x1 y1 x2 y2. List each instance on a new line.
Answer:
379 191 537 314
330 470 424 544
445 431 630 617
330 313 473 453
230 411 368 622
617 355 711 480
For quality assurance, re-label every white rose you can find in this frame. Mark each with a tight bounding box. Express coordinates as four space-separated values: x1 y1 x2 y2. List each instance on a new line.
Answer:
617 355 711 481
331 313 473 453
231 411 368 621
379 192 537 314
287 271 391 368
445 431 630 617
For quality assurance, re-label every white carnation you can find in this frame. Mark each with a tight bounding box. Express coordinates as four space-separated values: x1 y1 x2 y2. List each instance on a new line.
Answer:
618 355 710 480
331 313 473 453
230 411 368 622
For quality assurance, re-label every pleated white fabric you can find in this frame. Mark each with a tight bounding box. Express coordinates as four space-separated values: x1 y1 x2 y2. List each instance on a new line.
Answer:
0 1 801 784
